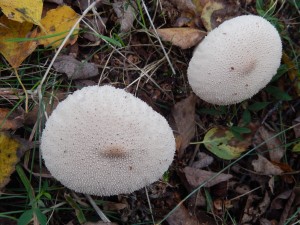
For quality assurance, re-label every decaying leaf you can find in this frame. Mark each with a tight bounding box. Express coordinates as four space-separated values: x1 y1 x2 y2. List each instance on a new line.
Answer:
53 55 99 80
113 1 136 33
183 166 232 188
256 126 285 162
252 155 283 175
156 28 205 49
201 1 224 31
282 52 300 96
203 127 251 160
0 132 31 189
0 16 38 68
38 5 79 48
191 152 213 169
166 204 199 225
200 0 239 31
0 0 43 24
0 108 24 131
171 95 197 158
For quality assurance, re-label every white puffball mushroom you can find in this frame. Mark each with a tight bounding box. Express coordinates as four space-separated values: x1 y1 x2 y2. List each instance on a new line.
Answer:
41 85 175 196
187 15 282 105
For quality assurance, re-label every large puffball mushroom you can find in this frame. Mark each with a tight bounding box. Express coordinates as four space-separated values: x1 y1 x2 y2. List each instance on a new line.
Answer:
187 15 282 105
41 85 175 196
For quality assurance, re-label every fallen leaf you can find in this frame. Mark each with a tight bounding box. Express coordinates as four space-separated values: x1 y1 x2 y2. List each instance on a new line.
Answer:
191 152 213 169
38 5 79 48
203 127 251 160
270 190 293 210
282 52 300 96
0 108 24 131
76 0 102 11
0 16 38 68
157 28 205 49
201 1 224 31
200 0 239 31
53 55 99 80
171 0 197 12
0 132 31 189
113 1 136 32
171 95 197 158
103 201 127 211
166 204 199 225
183 166 232 188
252 155 283 175
82 17 107 42
257 126 285 162
0 0 43 24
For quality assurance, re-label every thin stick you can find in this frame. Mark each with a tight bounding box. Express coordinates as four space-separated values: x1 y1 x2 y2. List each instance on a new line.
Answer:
13 68 28 113
85 194 111 222
145 187 155 224
141 0 176 75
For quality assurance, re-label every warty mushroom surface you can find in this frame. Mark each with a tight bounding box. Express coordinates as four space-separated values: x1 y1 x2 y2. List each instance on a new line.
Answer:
187 15 282 105
41 85 176 196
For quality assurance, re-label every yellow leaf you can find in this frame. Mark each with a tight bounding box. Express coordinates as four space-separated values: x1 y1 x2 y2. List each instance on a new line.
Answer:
0 0 43 25
203 127 250 160
0 16 38 68
201 1 224 31
38 5 80 48
0 133 29 189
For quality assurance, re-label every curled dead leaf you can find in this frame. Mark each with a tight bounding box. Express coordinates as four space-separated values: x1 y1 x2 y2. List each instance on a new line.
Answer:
183 166 232 188
113 1 136 33
166 204 199 225
0 108 24 131
171 94 197 158
53 55 98 80
157 28 205 49
252 155 283 176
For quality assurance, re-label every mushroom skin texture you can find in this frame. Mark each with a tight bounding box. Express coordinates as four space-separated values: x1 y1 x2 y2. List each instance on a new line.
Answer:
41 85 175 196
187 15 282 105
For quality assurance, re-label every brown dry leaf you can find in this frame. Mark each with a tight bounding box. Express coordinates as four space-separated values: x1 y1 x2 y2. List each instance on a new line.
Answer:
103 201 127 211
113 1 136 33
0 132 31 190
0 16 38 68
166 204 199 225
191 152 213 169
171 0 196 12
157 28 205 49
183 166 232 188
257 126 285 162
171 94 197 158
0 0 43 24
252 155 283 175
0 108 24 131
53 55 99 80
270 190 293 210
38 5 79 48
201 1 224 31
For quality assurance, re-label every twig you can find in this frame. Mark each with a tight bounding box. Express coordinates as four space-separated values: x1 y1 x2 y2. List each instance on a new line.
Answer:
141 0 176 75
85 194 111 222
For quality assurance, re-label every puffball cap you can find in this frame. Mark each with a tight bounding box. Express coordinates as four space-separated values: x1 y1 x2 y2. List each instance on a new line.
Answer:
41 85 175 196
188 15 282 105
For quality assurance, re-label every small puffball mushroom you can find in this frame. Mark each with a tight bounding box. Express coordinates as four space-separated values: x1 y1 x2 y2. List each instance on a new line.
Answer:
187 15 282 105
41 85 175 196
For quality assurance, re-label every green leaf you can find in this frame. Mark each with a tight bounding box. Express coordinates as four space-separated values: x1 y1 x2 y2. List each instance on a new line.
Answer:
34 208 47 225
198 106 227 116
242 110 251 125
18 209 33 225
292 142 300 153
271 64 289 82
248 102 270 111
265 85 292 101
203 127 250 160
65 193 87 224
